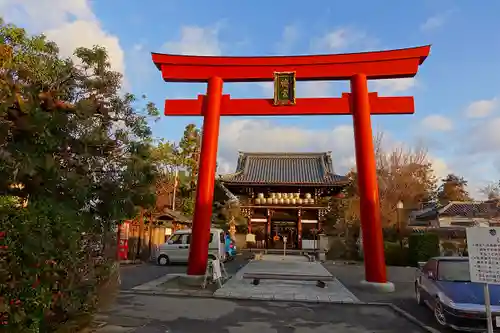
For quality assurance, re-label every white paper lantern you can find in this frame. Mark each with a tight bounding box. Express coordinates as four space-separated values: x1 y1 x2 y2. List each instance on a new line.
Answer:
305 193 312 199
255 198 261 204
291 198 296 205
285 198 291 204
258 193 264 199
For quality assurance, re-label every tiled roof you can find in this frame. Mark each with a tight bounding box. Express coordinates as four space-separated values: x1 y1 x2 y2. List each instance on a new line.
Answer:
219 152 348 185
440 202 491 216
154 208 191 223
414 201 497 219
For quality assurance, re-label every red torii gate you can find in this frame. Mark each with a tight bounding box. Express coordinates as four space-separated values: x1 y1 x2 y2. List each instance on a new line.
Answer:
151 45 430 289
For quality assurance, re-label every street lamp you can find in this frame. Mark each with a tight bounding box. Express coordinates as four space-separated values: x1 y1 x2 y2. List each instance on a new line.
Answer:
396 201 404 249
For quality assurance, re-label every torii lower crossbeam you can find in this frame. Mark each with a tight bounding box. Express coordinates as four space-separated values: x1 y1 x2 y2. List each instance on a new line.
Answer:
164 93 414 116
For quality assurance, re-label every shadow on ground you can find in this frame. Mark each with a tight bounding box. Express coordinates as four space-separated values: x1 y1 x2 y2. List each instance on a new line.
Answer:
323 262 452 333
101 293 428 333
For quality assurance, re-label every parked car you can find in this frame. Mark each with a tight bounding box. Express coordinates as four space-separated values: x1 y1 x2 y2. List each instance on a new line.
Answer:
415 256 500 331
156 228 227 265
224 233 237 260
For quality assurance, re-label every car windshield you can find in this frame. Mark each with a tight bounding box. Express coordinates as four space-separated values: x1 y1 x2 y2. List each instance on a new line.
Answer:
437 260 470 282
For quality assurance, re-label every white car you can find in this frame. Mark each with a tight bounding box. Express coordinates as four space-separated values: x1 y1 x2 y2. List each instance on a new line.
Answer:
156 228 228 265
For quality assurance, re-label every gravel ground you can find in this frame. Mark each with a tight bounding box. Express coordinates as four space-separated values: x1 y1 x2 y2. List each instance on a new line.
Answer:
97 293 429 333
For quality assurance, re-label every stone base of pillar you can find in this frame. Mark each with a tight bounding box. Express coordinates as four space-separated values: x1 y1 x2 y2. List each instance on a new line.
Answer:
359 280 395 293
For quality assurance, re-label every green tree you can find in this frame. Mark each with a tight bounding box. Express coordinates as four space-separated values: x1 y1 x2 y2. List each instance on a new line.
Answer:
173 124 201 216
151 124 201 216
0 19 158 332
437 173 471 204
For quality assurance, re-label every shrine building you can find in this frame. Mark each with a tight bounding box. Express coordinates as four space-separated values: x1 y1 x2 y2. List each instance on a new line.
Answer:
219 152 349 250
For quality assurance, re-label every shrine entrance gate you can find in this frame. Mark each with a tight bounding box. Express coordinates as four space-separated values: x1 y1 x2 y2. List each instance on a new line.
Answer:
151 46 431 288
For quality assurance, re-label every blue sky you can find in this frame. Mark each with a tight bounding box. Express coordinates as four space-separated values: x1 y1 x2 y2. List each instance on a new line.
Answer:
2 0 500 197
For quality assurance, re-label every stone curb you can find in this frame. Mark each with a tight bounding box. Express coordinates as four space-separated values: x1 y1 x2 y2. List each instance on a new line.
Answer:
130 274 176 291
118 259 143 265
120 289 215 298
384 303 441 333
213 293 360 303
118 290 437 333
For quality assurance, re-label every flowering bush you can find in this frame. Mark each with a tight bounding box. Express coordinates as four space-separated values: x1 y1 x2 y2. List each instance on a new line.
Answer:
0 199 118 332
0 19 157 332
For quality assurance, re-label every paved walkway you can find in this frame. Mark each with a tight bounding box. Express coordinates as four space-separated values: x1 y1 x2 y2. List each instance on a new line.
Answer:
95 293 429 332
213 255 359 303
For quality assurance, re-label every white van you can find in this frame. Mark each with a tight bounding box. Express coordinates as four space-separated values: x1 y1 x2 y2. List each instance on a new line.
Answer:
156 228 227 265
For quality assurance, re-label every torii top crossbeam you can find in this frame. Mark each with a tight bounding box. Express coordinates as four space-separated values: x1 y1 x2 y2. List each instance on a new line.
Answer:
151 45 430 117
152 45 430 82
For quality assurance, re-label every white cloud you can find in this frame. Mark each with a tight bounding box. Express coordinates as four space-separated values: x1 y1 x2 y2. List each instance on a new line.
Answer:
275 24 299 54
464 97 498 118
217 119 455 189
428 156 452 180
421 115 453 132
217 119 356 174
163 25 222 56
310 27 377 53
0 0 125 75
133 43 144 52
371 78 418 95
420 10 455 32
466 117 500 153
299 82 333 97
215 114 497 200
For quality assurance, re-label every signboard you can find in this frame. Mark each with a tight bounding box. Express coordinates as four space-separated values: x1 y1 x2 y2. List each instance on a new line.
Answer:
212 259 222 280
466 227 500 333
466 227 500 284
273 72 296 106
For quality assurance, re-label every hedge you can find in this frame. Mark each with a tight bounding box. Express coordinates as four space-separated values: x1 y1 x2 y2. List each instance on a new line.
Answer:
384 241 410 266
408 232 440 266
0 198 119 332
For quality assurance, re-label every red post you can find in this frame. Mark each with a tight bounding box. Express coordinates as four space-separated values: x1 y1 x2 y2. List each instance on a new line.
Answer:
350 73 387 284
187 76 223 275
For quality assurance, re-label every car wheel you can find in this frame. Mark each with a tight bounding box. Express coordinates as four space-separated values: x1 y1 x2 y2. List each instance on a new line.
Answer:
433 301 447 327
415 284 424 306
208 254 216 261
157 255 170 266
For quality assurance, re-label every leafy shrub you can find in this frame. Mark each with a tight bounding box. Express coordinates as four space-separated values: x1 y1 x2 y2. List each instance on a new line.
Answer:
0 199 119 332
326 238 347 260
408 232 440 266
0 19 157 332
384 242 409 266
326 237 360 261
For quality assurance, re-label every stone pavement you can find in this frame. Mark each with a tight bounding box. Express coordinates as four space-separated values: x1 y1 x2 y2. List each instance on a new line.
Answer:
213 254 359 303
95 293 429 332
